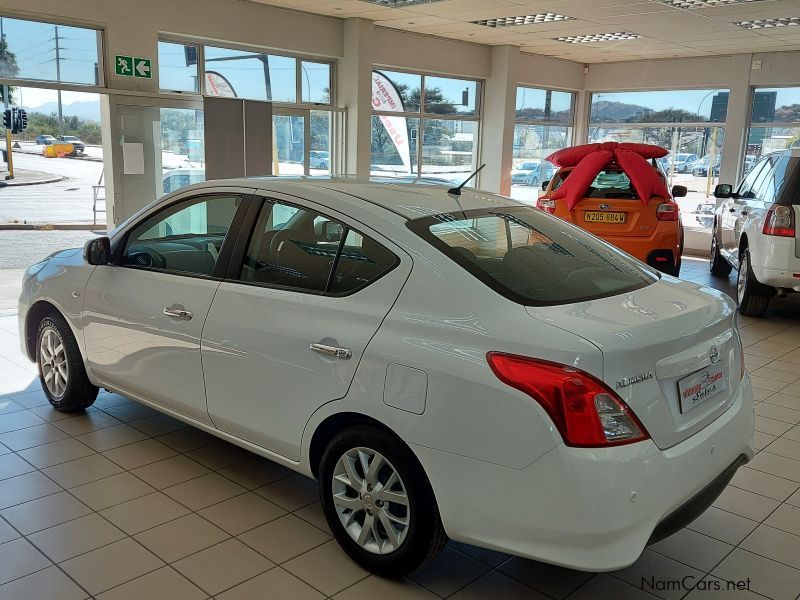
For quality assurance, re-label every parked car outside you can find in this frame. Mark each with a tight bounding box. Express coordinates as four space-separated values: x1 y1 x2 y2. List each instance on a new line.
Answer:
19 179 753 577
668 153 698 173
57 135 86 155
310 150 330 170
511 161 553 186
710 149 800 315
35 134 56 145
691 155 721 177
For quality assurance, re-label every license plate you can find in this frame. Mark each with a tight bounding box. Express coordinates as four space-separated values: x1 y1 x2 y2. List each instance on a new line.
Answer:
584 211 626 224
678 365 727 414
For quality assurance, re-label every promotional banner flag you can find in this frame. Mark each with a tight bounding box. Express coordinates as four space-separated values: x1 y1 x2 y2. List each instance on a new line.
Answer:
372 71 412 175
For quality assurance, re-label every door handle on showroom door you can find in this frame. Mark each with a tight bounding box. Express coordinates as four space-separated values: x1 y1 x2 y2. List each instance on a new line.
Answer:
163 307 193 321
309 343 352 360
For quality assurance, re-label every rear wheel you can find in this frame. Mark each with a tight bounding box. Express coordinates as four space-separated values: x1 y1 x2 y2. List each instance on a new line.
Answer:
737 249 772 317
319 424 447 577
36 313 98 411
709 225 732 277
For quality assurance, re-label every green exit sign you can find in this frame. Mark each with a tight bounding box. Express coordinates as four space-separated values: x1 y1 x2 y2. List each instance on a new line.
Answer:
115 55 151 79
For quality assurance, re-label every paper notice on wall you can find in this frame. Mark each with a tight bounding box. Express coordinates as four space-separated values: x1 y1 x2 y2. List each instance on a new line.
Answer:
122 142 144 175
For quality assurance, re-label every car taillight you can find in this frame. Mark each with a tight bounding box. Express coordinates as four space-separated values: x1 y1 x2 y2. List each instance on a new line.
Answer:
763 205 795 237
487 353 650 447
536 198 556 214
656 202 680 221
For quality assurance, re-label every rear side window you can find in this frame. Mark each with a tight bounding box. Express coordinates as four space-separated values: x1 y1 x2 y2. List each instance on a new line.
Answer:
239 200 398 295
408 207 657 306
771 152 800 206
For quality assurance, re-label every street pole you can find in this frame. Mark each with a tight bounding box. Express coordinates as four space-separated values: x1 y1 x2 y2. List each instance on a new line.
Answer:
55 26 63 136
3 84 13 179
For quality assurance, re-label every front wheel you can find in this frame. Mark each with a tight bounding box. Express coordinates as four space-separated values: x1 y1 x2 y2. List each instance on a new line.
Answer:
36 313 98 411
319 424 447 577
737 250 772 317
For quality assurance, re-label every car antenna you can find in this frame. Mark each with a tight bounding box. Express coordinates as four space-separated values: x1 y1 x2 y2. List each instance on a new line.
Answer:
448 163 485 199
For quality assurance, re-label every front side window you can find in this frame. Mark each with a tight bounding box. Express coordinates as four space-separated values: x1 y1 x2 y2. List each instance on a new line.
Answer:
409 207 657 306
122 195 241 276
240 201 398 294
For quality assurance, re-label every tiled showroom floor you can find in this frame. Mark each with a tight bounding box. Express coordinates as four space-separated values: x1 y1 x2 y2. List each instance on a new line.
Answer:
0 257 799 600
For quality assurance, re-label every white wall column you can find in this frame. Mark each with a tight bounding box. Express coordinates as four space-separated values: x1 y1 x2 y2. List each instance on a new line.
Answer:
338 18 374 179
573 89 590 145
719 55 753 184
481 46 519 195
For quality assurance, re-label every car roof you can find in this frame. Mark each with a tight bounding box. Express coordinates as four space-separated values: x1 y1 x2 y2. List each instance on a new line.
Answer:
177 177 522 220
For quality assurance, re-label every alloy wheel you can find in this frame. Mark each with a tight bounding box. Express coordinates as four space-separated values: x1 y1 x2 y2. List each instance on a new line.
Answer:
332 447 410 555
40 327 68 398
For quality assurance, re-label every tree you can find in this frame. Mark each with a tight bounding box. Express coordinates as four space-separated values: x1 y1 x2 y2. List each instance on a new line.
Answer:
0 35 19 106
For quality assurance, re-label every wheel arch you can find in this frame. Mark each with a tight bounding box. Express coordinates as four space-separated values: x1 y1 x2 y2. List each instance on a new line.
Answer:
25 300 62 361
308 411 413 479
738 233 749 258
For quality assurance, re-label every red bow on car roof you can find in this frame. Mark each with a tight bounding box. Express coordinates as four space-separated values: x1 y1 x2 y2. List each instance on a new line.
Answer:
545 142 669 210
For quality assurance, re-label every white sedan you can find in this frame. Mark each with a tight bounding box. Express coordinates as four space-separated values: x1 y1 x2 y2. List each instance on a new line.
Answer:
18 179 754 576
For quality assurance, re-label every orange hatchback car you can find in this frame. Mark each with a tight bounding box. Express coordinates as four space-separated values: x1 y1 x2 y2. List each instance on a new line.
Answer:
537 143 686 277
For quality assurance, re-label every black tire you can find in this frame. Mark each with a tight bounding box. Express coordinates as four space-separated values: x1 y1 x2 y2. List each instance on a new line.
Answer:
36 312 98 411
319 424 447 577
736 249 772 317
709 224 732 277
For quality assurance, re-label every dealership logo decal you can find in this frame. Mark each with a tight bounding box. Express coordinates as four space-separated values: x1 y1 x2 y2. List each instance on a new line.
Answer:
616 371 654 389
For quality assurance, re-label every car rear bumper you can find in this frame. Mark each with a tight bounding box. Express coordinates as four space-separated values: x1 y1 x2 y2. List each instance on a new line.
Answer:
597 230 680 265
752 266 800 291
413 374 754 571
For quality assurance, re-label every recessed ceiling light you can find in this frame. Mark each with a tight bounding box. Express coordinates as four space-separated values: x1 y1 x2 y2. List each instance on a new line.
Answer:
471 13 574 28
735 16 800 28
358 0 448 7
657 0 769 8
555 32 640 43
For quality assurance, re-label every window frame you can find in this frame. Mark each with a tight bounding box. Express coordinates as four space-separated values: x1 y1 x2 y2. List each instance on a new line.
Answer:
0 14 105 89
111 191 251 280
226 195 400 298
370 67 483 180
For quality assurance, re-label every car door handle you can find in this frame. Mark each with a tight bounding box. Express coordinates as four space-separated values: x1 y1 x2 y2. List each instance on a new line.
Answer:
309 343 352 360
729 208 736 213
741 211 749 216
163 307 193 321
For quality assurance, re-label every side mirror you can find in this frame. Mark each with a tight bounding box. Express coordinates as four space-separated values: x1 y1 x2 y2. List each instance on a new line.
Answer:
713 184 733 199
671 185 687 198
541 180 550 191
84 236 111 265
321 221 344 243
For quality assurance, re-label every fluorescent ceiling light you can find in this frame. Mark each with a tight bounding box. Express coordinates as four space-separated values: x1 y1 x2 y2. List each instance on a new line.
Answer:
471 13 574 28
359 0 448 6
555 32 641 43
735 17 800 29
656 0 769 8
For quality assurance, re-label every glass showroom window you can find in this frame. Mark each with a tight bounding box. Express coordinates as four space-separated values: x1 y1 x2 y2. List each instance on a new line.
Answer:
371 69 480 181
511 86 575 203
746 87 800 173
0 15 102 85
589 89 730 232
158 41 200 93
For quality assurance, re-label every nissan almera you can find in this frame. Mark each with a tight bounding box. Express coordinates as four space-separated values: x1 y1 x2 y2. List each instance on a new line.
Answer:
18 179 754 576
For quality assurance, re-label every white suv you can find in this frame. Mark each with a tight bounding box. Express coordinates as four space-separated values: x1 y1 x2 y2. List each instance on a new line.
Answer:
710 149 800 316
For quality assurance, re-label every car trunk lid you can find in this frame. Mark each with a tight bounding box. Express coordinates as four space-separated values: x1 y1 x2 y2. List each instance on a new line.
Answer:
526 279 741 449
567 197 658 238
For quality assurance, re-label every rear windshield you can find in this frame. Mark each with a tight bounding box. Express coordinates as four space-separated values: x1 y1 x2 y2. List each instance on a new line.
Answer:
552 169 641 199
408 206 658 306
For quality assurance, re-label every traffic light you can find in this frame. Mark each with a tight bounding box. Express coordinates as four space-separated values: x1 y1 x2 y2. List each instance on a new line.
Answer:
2 109 10 130
13 109 27 134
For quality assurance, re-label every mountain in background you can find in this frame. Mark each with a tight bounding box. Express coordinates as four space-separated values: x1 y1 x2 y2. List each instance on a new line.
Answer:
25 99 100 122
590 100 649 123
